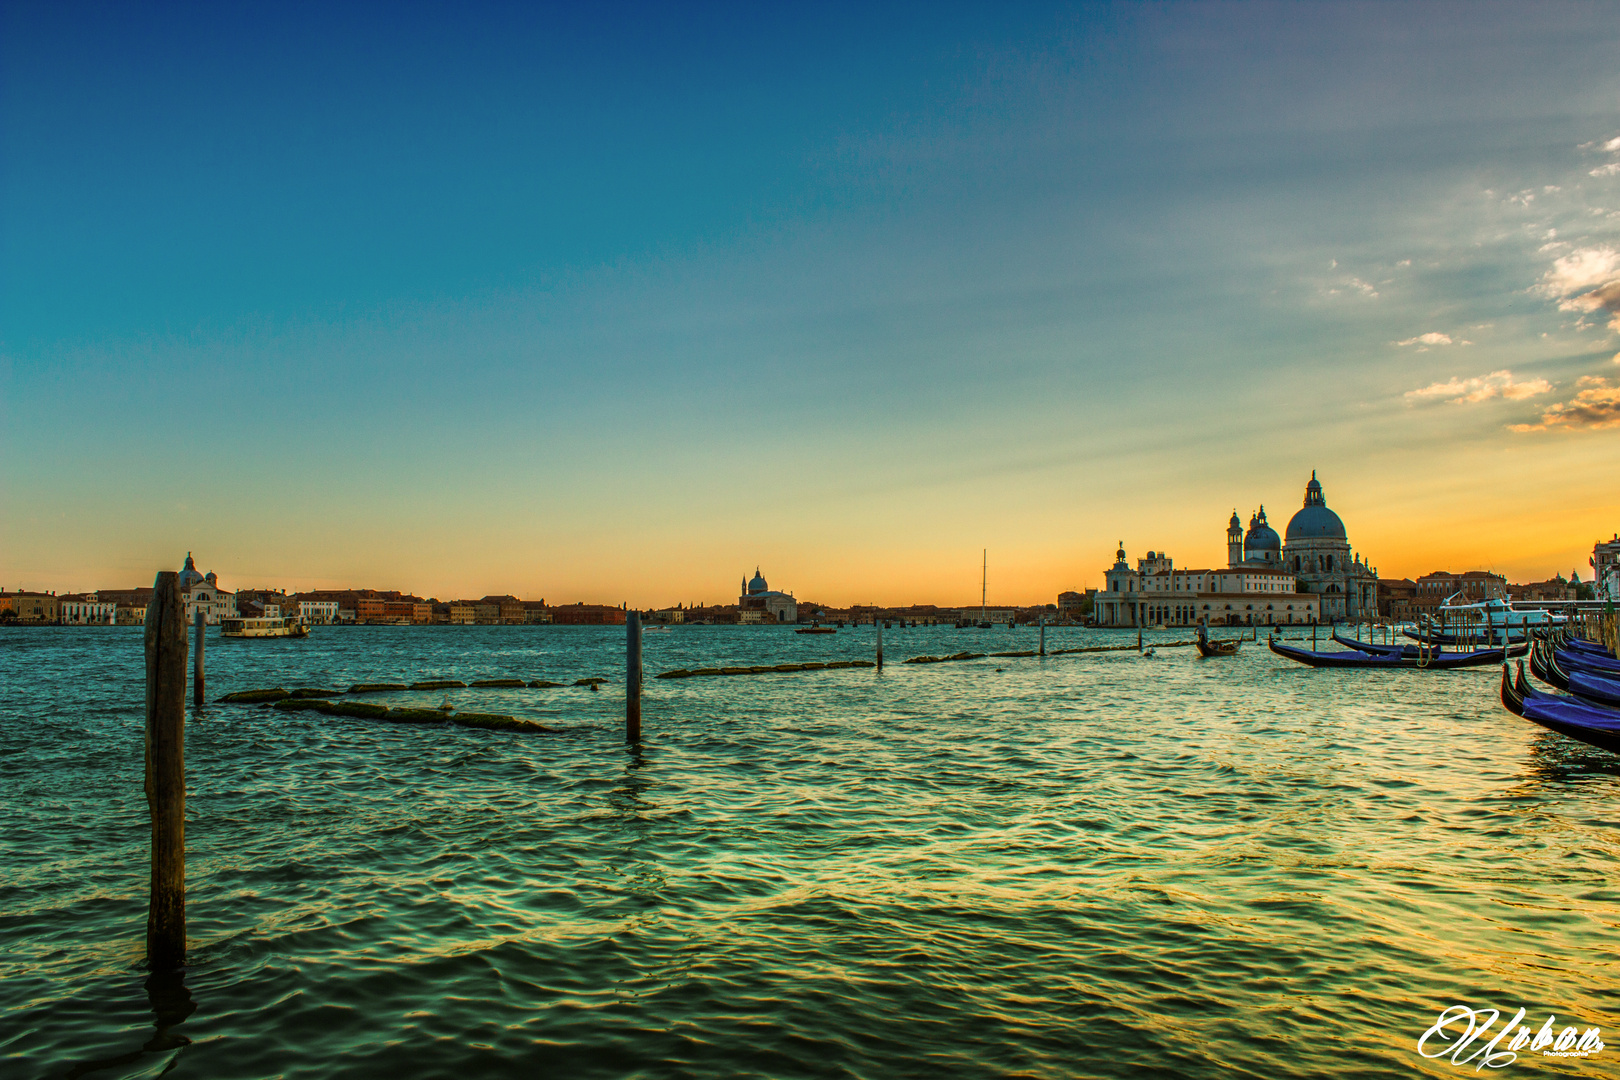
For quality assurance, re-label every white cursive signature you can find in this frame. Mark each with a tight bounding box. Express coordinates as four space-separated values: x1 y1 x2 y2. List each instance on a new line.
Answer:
1417 1004 1605 1069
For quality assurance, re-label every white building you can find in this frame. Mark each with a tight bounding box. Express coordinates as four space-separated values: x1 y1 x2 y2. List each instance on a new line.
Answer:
1594 535 1620 602
1093 543 1320 627
178 553 238 625
299 600 340 624
59 594 117 624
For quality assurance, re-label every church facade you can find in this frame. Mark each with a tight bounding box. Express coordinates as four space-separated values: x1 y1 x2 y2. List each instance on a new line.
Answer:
178 552 238 625
738 568 798 624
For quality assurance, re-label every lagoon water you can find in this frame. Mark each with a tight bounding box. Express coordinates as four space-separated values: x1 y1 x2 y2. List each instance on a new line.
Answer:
2 623 1617 1079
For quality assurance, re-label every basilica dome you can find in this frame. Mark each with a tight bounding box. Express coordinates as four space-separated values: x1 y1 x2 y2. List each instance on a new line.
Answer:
178 552 205 589
747 569 769 595
1285 472 1347 542
1245 508 1282 555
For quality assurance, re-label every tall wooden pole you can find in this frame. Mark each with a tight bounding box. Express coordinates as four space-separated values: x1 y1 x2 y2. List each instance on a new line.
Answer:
626 610 642 742
876 619 883 671
1039 617 1046 656
192 608 205 712
145 571 187 970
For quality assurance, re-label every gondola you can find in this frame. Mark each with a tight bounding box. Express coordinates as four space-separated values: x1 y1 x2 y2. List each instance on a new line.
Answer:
1195 620 1240 657
1500 660 1620 755
1402 627 1530 647
1269 639 1514 670
1555 646 1620 677
1332 632 1525 661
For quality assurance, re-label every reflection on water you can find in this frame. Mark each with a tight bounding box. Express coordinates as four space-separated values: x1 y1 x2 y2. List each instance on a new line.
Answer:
2 624 1617 1079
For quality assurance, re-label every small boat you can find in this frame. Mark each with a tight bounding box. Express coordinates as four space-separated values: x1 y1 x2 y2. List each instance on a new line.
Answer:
1500 660 1620 755
796 624 836 635
219 615 309 639
1269 639 1515 670
1196 620 1241 657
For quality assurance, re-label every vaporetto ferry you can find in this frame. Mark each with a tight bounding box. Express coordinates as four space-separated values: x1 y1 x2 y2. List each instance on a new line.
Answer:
219 615 310 639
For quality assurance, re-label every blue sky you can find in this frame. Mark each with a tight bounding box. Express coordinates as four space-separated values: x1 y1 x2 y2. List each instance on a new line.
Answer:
5 2 1620 603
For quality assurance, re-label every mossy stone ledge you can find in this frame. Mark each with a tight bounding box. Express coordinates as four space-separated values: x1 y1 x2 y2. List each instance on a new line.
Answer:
574 677 607 686
289 688 341 698
451 712 554 734
470 679 526 688
388 707 451 723
348 683 409 693
528 680 564 688
409 680 466 691
218 688 290 703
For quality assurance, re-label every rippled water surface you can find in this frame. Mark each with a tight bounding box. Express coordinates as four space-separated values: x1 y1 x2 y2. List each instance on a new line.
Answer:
3 624 1618 1078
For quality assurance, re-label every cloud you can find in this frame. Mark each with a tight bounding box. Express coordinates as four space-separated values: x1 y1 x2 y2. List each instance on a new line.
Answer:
1406 369 1553 405
1593 162 1620 178
1512 379 1620 431
1539 246 1620 331
1394 332 1454 347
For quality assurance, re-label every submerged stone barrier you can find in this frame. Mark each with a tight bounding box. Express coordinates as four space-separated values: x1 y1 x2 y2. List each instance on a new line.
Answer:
268 696 551 734
903 652 986 665
218 688 290 703
348 682 409 693
656 660 875 680
409 680 466 691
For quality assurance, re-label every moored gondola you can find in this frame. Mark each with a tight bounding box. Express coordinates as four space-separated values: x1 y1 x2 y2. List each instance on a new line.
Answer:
1270 639 1516 670
1500 660 1620 755
1334 632 1525 661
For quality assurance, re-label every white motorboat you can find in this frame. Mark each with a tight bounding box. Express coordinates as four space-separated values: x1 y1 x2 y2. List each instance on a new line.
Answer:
220 615 310 639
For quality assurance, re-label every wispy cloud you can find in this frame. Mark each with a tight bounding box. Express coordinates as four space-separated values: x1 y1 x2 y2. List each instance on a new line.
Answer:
1406 369 1552 405
1538 246 1620 331
1393 331 1456 348
1511 378 1620 431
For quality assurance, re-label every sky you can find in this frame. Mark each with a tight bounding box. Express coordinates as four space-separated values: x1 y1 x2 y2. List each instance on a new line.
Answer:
4 1 1620 606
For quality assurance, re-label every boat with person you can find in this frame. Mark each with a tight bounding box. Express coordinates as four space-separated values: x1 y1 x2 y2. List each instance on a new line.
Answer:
1195 618 1240 657
796 624 836 635
219 614 309 639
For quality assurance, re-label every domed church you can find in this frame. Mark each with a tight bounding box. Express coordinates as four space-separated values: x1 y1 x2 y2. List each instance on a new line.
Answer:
1275 472 1377 622
738 568 798 624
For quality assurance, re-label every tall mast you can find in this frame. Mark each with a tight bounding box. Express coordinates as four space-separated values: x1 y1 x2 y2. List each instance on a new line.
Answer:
981 549 987 621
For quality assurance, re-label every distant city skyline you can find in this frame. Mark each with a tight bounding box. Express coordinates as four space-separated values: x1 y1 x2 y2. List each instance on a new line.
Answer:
4 4 1619 603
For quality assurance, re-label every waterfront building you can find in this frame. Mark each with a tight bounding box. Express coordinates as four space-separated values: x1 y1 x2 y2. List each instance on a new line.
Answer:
1 590 59 622
58 594 117 625
1593 535 1620 601
739 569 798 625
299 600 340 624
1377 578 1418 620
1507 576 1576 603
177 553 237 625
551 603 628 625
1415 570 1507 603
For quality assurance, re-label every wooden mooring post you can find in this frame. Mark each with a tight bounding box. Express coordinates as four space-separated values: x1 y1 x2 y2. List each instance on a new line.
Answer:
876 619 883 671
145 571 187 969
193 608 205 712
1039 617 1046 656
626 610 642 742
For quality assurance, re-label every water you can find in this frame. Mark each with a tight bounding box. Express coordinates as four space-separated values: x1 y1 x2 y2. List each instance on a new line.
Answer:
2 624 1617 1078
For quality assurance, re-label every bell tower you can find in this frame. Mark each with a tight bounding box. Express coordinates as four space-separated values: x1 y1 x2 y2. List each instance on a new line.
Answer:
1227 511 1243 568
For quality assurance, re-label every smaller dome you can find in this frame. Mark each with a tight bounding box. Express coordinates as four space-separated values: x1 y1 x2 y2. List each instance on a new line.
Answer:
178 552 205 589
748 568 769 595
1246 506 1282 554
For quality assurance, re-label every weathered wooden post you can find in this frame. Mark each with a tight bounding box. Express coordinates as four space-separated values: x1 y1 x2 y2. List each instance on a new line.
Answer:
1039 617 1046 656
145 571 187 969
192 608 205 712
1137 626 1143 653
626 609 642 742
876 619 883 671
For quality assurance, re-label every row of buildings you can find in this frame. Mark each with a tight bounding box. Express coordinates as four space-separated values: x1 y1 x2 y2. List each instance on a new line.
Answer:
1 554 629 627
